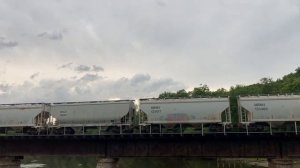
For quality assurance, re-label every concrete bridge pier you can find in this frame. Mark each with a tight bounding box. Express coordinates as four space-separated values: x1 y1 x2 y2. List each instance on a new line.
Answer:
96 158 119 168
0 156 22 168
268 159 294 168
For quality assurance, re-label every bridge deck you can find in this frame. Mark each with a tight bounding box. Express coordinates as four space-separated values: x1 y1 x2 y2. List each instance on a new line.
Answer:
1 134 300 158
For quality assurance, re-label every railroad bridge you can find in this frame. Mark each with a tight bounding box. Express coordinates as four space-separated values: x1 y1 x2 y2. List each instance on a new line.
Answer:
0 134 299 168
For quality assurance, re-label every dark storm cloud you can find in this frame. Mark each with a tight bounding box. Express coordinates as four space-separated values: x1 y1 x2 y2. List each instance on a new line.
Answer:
0 38 18 49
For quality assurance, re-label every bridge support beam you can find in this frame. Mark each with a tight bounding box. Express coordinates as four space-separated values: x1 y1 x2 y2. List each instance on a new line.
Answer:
96 158 119 168
0 156 22 168
268 159 294 168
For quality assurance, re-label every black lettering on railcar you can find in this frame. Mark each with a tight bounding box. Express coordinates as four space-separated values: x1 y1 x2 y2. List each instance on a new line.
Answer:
255 107 268 111
254 103 265 106
151 106 161 113
60 111 67 116
253 103 268 111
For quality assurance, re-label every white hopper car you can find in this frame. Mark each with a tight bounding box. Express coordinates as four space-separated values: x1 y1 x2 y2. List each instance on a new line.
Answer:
48 100 135 134
238 95 300 133
0 103 50 134
139 97 231 133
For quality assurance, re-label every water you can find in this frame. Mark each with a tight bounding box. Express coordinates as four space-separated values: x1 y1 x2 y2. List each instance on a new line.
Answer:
22 156 96 168
22 157 265 168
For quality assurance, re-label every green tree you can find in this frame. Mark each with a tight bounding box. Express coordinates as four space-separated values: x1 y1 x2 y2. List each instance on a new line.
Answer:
158 92 177 99
211 88 229 97
176 89 189 98
191 84 211 97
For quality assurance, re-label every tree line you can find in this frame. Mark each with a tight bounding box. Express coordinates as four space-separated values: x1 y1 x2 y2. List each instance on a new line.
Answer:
159 67 300 99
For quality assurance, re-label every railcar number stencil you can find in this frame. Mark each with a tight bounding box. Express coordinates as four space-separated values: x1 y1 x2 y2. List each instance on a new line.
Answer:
254 103 268 111
151 106 161 113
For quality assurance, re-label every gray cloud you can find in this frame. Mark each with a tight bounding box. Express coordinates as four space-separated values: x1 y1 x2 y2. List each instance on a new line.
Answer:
0 74 183 103
75 65 91 73
0 84 11 93
130 74 151 86
30 73 39 79
80 74 102 82
37 30 63 40
0 38 18 49
156 0 167 7
58 62 73 69
92 65 104 72
60 64 104 73
0 0 299 93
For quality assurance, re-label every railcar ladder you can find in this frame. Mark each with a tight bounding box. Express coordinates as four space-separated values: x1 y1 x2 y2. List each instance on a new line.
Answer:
241 108 248 123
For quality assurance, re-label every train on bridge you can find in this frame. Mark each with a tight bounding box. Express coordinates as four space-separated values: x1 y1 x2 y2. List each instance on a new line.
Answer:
0 95 300 135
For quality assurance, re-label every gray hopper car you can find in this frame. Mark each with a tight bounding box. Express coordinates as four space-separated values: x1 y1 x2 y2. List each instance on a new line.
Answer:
139 97 231 134
49 100 135 127
238 95 300 133
0 103 50 134
48 100 135 134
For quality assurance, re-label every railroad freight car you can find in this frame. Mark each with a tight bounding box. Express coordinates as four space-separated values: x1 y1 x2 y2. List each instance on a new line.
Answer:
238 95 300 134
48 100 135 135
139 97 231 134
0 103 50 135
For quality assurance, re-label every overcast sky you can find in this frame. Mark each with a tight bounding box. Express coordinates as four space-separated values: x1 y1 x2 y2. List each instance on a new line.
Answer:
0 0 300 103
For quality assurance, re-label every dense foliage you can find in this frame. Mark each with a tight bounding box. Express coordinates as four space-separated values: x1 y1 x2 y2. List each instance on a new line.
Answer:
158 68 300 123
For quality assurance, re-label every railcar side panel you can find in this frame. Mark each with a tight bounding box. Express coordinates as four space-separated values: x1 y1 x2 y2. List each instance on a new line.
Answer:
49 101 134 127
0 104 49 127
239 95 300 123
140 98 230 124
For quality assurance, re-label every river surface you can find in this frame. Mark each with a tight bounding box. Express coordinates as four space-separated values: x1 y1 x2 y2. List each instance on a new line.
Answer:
21 157 266 168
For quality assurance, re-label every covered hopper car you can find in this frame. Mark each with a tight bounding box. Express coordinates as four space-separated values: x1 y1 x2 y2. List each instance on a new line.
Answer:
1 94 300 136
0 103 50 135
139 97 231 134
48 100 135 134
238 95 300 134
